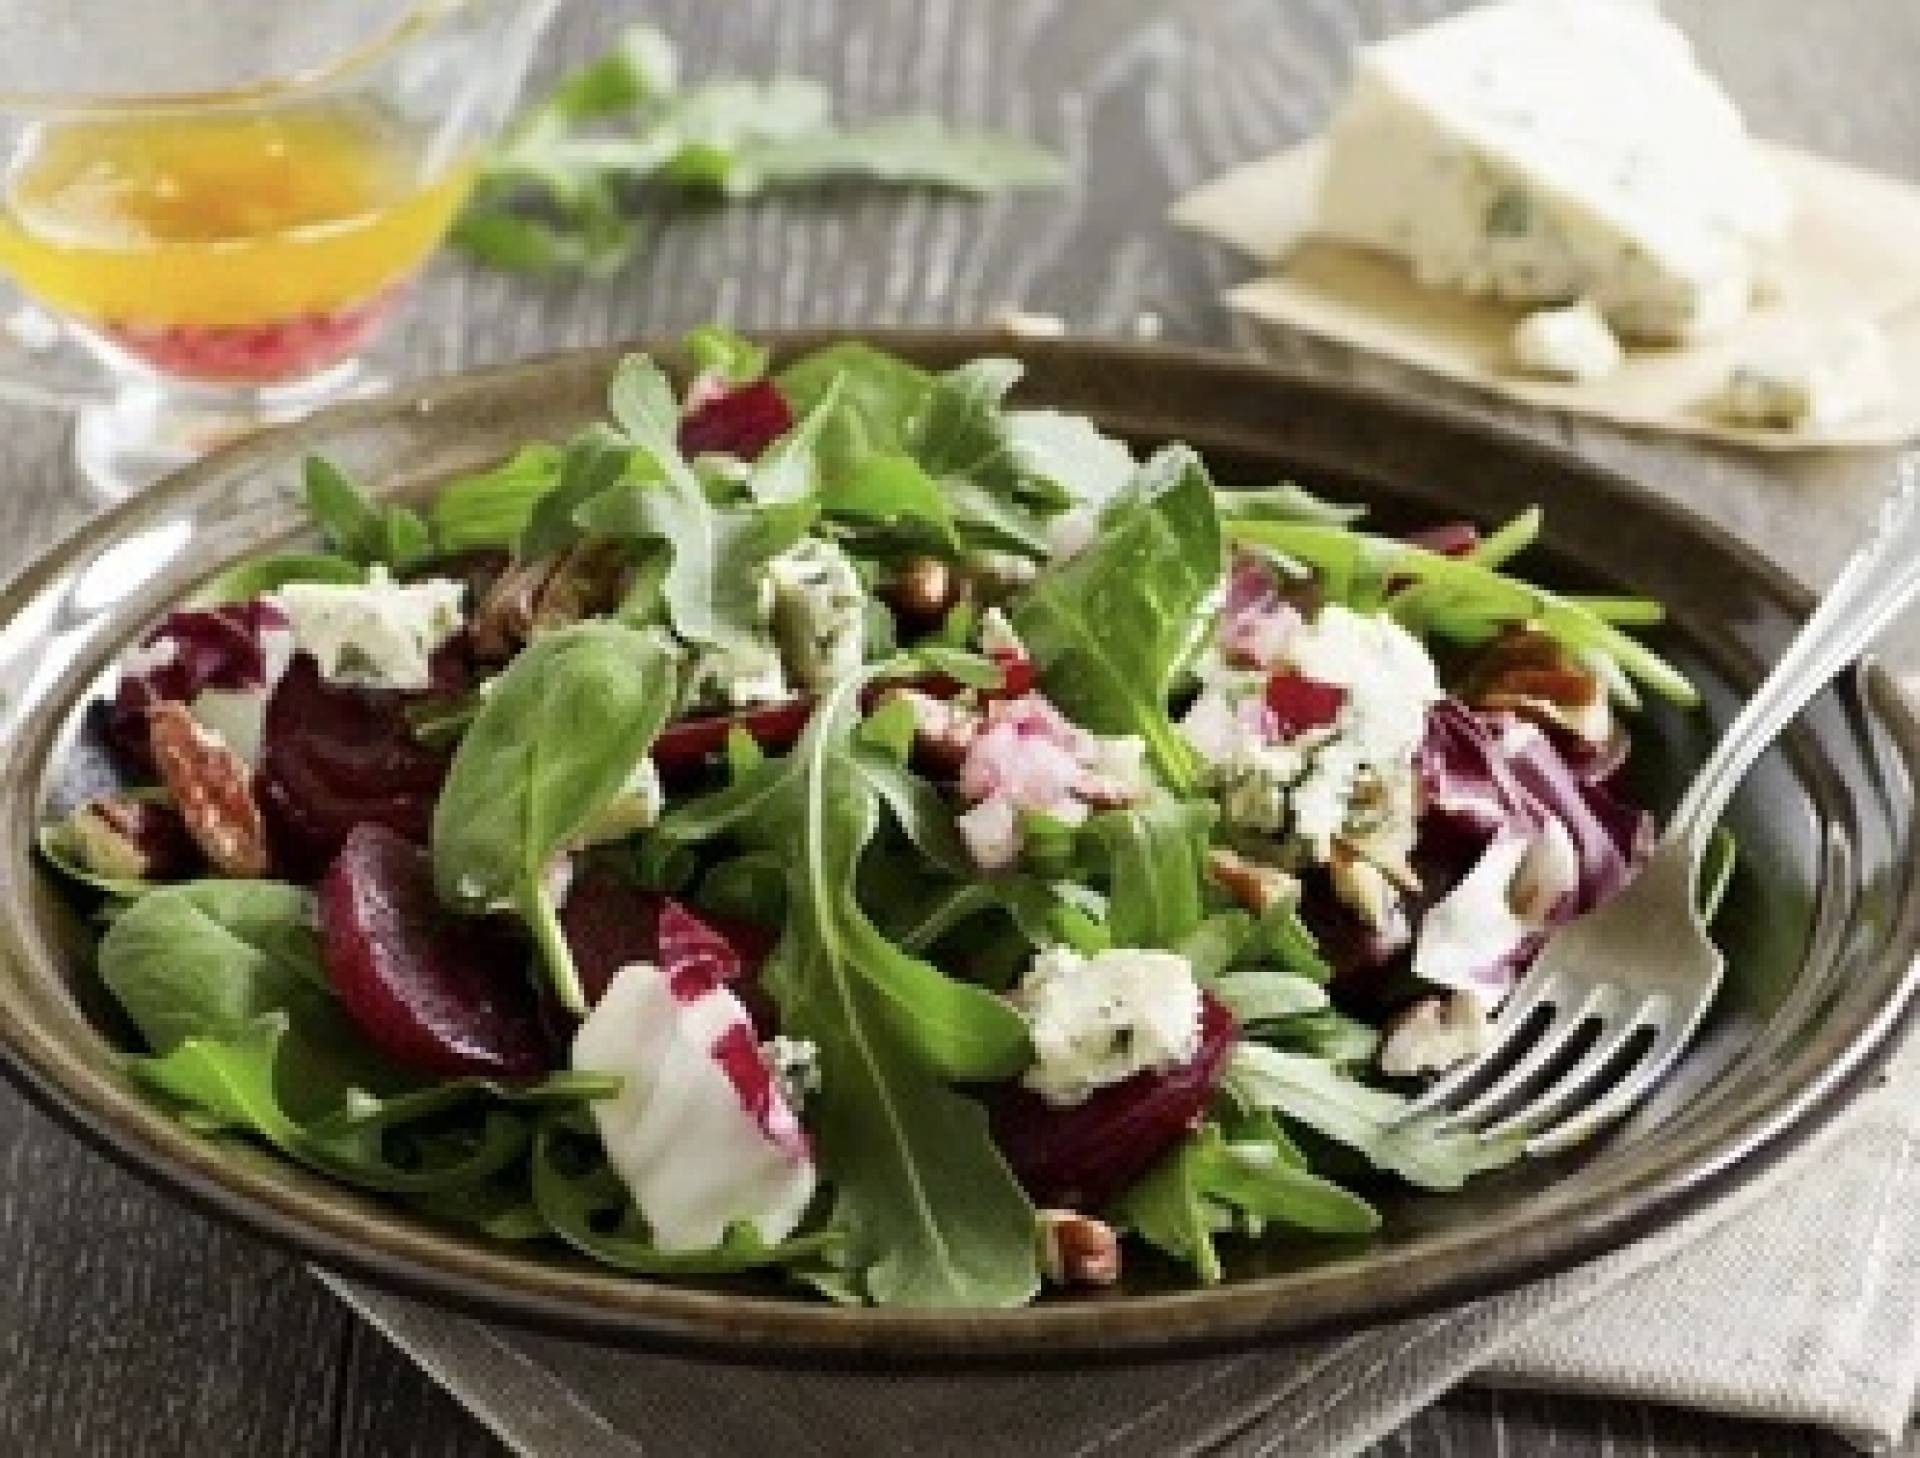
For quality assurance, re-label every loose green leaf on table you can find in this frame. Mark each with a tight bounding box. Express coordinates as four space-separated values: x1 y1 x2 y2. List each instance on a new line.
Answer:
453 25 1062 277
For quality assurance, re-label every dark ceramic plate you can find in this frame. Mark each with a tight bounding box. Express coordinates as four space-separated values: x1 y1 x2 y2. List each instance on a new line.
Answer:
1 335 1916 1366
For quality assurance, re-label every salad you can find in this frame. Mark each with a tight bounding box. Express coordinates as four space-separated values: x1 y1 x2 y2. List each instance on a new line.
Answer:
41 331 1708 1308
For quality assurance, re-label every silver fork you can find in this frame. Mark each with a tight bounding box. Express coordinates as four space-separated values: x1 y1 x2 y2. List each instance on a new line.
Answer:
1407 456 1920 1155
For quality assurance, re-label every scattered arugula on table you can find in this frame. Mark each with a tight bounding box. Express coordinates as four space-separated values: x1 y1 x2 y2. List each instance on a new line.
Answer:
453 25 1064 276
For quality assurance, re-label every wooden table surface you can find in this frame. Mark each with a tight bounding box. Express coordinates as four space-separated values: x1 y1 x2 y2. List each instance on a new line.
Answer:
2 1 1916 1453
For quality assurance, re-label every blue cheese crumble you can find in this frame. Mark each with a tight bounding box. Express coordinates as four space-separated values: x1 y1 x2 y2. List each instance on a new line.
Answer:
1013 946 1204 1107
275 568 464 692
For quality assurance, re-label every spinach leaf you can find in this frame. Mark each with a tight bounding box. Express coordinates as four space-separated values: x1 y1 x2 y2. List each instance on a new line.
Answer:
432 622 680 1014
819 453 958 548
531 1107 838 1272
430 443 566 553
1004 410 1136 508
1112 1123 1377 1283
778 341 931 469
1013 445 1223 792
1224 1043 1521 1190
743 377 840 504
303 457 431 572
682 325 770 383
578 358 815 655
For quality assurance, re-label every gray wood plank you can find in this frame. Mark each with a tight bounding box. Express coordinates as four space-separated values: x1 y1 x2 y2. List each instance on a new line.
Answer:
0 0 1912 1454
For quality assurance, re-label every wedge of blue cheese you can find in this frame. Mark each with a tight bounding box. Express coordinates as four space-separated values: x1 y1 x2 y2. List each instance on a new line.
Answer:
1317 0 1790 344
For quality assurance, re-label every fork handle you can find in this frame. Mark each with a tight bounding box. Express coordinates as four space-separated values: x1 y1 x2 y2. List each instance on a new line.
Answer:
1670 455 1920 859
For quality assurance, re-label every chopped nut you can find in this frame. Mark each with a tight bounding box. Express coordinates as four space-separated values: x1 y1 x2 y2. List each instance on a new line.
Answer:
1206 845 1300 917
469 554 556 662
892 688 981 776
884 555 961 628
1037 1208 1121 1286
61 795 201 882
1378 993 1492 1078
531 541 630 637
1460 628 1610 744
147 701 271 878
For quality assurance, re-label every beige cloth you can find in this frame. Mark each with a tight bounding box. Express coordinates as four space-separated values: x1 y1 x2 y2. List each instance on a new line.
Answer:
319 1019 1920 1457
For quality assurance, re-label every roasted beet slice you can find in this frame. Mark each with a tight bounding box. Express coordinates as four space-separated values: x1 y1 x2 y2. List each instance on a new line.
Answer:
990 993 1237 1210
319 824 551 1078
559 868 777 1027
651 699 815 779
678 378 793 459
1266 670 1346 739
257 654 462 874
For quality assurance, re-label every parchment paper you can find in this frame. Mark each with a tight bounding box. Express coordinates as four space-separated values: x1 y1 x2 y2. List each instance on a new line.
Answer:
1173 141 1920 451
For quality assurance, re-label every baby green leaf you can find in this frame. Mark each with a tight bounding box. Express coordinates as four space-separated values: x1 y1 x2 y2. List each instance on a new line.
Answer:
194 552 364 606
303 457 431 572
517 425 637 560
1080 796 1216 949
1014 446 1224 792
430 443 565 553
432 622 679 1014
1224 1043 1522 1190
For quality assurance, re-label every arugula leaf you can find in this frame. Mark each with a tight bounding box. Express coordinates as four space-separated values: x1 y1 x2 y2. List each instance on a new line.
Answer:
132 1014 609 1195
1226 517 1696 706
1214 482 1363 526
1112 1123 1377 1283
453 28 1060 277
430 443 565 553
532 1106 837 1272
517 425 638 560
578 358 815 655
821 453 958 547
1013 446 1224 792
1211 968 1329 1024
1224 1043 1522 1190
303 457 431 572
432 622 680 1014
1080 796 1216 949
692 114 1065 198
661 670 1038 1306
194 552 364 605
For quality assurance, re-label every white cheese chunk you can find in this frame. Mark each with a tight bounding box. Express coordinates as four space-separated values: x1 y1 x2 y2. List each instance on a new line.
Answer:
767 538 867 692
1317 0 1789 342
1707 318 1894 431
1510 299 1624 382
1013 946 1204 1107
572 962 816 1253
275 568 464 693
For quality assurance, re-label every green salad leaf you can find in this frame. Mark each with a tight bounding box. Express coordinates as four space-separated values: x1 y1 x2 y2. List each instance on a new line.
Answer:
430 443 566 554
577 358 816 655
1224 1043 1522 1190
432 622 680 1014
1080 796 1216 949
517 425 639 560
1013 445 1224 792
194 552 364 605
1114 1123 1379 1283
658 671 1039 1306
303 457 431 573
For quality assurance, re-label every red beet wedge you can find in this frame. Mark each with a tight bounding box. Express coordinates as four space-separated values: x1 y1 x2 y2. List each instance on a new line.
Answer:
678 378 793 459
990 993 1238 1210
257 653 462 874
319 824 552 1079
558 868 779 1029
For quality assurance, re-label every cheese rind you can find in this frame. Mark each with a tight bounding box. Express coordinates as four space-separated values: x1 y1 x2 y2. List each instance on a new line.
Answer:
1317 0 1789 342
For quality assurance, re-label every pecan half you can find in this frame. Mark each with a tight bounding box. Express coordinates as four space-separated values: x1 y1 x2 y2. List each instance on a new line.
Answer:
1037 1208 1121 1286
147 701 271 877
882 555 962 629
1460 628 1610 743
471 542 632 663
1378 993 1492 1079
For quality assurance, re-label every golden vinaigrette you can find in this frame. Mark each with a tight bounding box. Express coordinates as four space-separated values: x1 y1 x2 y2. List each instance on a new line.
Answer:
0 103 474 383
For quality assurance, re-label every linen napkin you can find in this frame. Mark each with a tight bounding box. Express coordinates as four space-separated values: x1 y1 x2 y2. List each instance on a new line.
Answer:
318 1014 1920 1457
